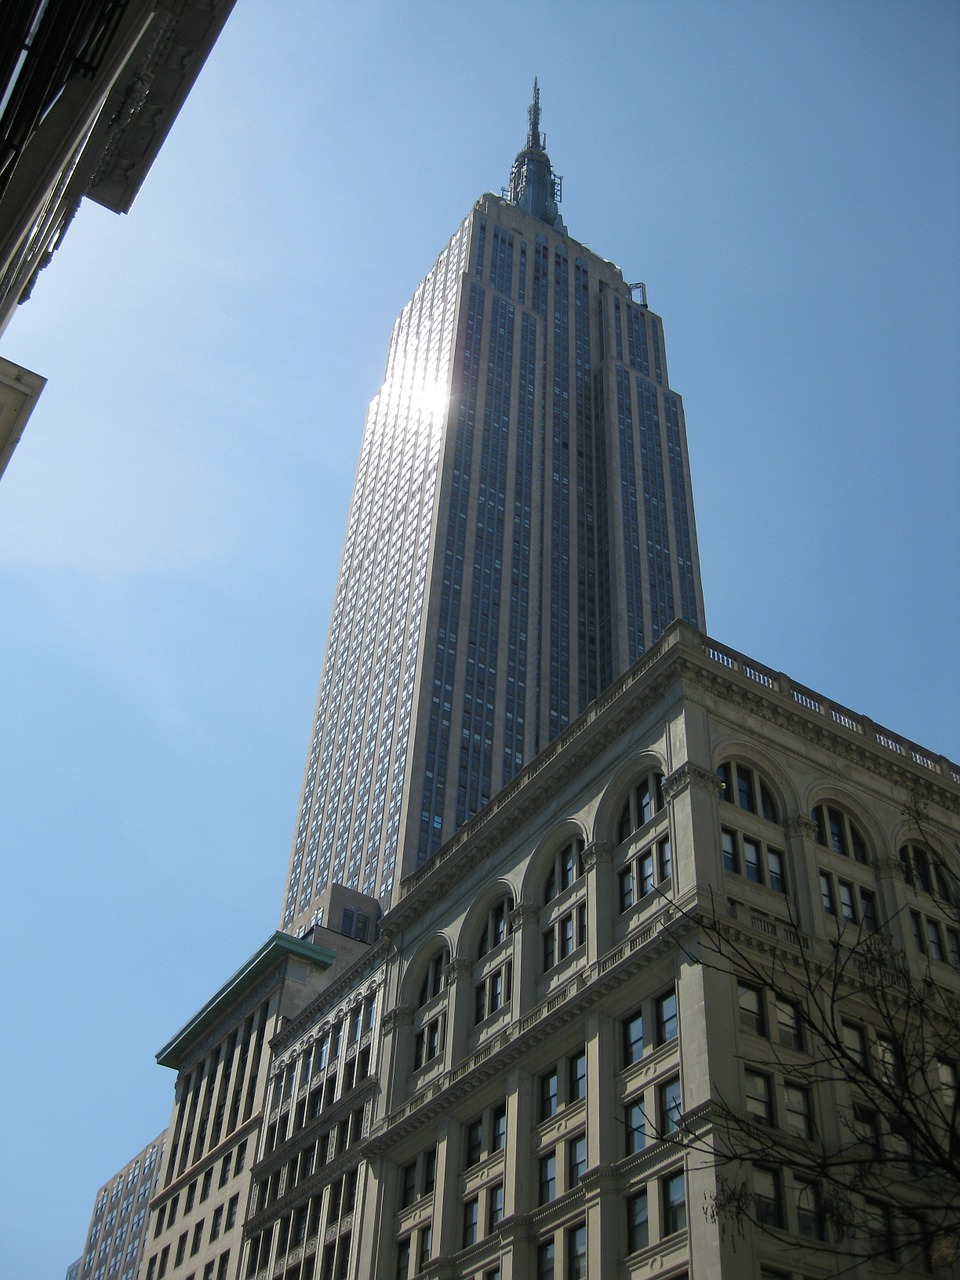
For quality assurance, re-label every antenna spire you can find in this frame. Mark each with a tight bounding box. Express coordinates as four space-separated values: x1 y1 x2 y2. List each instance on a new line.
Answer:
527 77 542 150
506 80 565 230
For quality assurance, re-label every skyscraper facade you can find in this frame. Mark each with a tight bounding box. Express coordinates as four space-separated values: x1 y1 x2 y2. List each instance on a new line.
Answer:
281 87 704 933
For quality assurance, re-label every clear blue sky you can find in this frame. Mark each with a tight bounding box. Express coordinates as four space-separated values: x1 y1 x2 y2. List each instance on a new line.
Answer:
1 3 957 1274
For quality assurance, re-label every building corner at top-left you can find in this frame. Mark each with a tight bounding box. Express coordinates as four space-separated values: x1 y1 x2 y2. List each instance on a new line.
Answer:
0 0 239 478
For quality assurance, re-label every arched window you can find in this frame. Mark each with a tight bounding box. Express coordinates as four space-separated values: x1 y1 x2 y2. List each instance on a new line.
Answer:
477 896 514 958
474 896 514 1025
812 804 867 863
617 771 664 843
717 761 779 823
899 842 952 900
417 948 449 1008
543 837 585 904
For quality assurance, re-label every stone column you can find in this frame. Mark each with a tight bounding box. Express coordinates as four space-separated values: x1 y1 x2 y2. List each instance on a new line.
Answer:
509 902 540 1016
582 840 614 961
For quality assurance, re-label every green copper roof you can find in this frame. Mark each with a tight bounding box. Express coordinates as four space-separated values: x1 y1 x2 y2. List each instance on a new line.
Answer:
156 932 336 1070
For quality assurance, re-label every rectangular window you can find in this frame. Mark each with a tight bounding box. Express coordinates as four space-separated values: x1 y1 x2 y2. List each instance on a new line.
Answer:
927 918 945 961
627 1189 648 1252
946 928 960 968
753 1167 783 1228
775 997 801 1050
465 1118 483 1169
658 1077 682 1134
568 1133 586 1184
488 1183 504 1231
623 1010 644 1065
797 1182 826 1240
210 1205 223 1241
722 828 739 874
491 1103 507 1151
618 866 634 912
784 1083 812 1138
625 1099 646 1154
540 1069 559 1120
838 879 857 923
662 1171 687 1235
462 1198 478 1248
860 888 878 933
744 1069 772 1123
566 1223 587 1280
841 1020 866 1067
655 989 678 1044
912 910 927 954
568 1050 587 1102
820 872 836 915
539 1151 556 1204
768 849 786 893
400 1161 417 1208
744 838 763 884
225 1194 239 1230
658 836 672 883
536 1241 555 1280
417 1225 431 1272
738 983 765 1036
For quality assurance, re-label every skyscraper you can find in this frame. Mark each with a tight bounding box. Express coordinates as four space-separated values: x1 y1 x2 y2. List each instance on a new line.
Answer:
281 84 704 935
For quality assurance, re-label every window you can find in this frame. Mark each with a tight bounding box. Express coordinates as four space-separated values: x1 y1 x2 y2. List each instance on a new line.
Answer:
400 1161 418 1209
623 1010 644 1065
723 828 785 891
543 838 585 902
655 989 678 1044
200 1169 212 1202
819 871 836 915
838 879 856 923
813 804 867 862
775 997 802 1050
542 904 586 970
488 1183 504 1230
738 983 765 1036
853 1103 881 1156
540 1069 559 1120
797 1182 826 1240
190 1223 203 1257
566 1223 587 1280
623 836 673 903
745 1070 772 1124
875 1034 902 1086
568 1049 587 1102
625 1099 646 1154
899 842 950 898
225 1194 239 1230
475 962 512 1023
418 950 448 1006
860 887 878 933
567 1133 586 1184
536 1241 555 1280
395 1238 410 1280
210 1205 223 1241
462 1198 479 1248
617 771 664 842
662 1172 686 1234
718 761 778 822
784 1083 812 1138
753 1167 784 1228
627 1190 648 1252
841 1020 867 1067
414 1014 444 1067
417 1225 431 1272
658 1077 682 1135
491 1103 507 1151
927 917 945 961
478 898 514 957
464 1118 483 1169
539 1151 556 1204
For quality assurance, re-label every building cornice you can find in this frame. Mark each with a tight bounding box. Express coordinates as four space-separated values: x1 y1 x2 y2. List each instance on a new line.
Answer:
156 933 336 1070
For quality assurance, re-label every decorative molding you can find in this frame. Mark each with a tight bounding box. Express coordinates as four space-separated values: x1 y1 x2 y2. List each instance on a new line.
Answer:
443 958 473 984
663 761 722 801
786 816 819 842
509 903 539 930
380 1005 414 1033
581 839 613 869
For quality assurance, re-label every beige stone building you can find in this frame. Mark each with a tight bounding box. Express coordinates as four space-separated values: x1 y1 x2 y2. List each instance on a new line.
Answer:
233 621 960 1280
71 1130 165 1280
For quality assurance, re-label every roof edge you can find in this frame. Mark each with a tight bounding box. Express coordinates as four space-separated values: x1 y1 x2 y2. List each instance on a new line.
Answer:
156 932 336 1070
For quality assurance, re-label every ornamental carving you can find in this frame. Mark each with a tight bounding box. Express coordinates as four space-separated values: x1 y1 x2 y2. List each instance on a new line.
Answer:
581 839 613 868
509 903 539 930
663 762 723 801
786 815 819 842
443 957 473 984
380 1005 414 1032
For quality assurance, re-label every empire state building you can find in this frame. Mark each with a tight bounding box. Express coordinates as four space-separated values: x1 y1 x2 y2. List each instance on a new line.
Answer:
281 85 704 933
